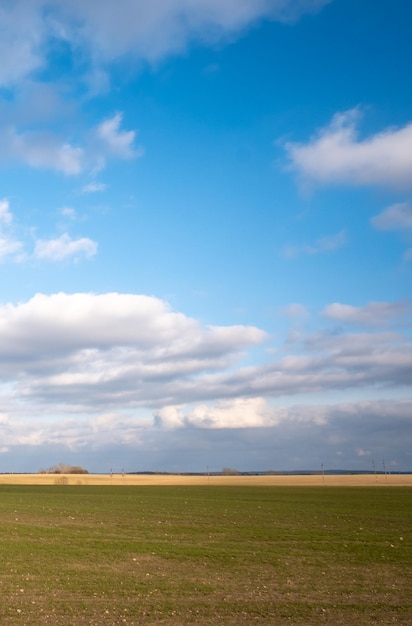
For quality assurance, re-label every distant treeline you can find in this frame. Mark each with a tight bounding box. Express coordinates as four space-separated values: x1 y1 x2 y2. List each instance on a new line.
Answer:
38 462 89 474
126 469 409 476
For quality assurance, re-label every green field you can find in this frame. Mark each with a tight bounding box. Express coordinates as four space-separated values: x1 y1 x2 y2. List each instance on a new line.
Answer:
0 486 411 625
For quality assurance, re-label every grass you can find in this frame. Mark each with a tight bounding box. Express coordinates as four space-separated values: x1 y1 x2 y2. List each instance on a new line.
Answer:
0 485 411 624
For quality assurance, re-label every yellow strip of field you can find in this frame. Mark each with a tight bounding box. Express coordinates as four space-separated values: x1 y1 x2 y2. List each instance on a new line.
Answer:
0 473 411 486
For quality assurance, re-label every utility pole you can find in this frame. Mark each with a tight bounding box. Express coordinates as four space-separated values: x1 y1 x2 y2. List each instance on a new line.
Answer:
383 459 388 483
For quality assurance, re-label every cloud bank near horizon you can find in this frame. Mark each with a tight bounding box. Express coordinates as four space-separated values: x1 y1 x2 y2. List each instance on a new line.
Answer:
0 291 409 469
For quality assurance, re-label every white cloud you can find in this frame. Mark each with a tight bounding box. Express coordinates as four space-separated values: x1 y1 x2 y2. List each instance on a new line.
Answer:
1 126 84 175
0 409 149 451
0 293 409 421
0 199 13 224
0 292 410 470
0 201 96 263
283 303 309 318
283 230 347 258
0 81 78 129
356 448 371 457
0 0 330 89
0 1 327 175
371 202 412 231
0 291 264 367
34 234 97 261
0 112 141 175
0 236 24 261
155 397 412 434
96 113 140 160
60 207 76 219
81 182 107 194
0 199 24 261
0 2 45 87
50 0 330 68
286 110 412 190
207 328 412 403
1 395 411 471
156 397 278 429
323 300 411 327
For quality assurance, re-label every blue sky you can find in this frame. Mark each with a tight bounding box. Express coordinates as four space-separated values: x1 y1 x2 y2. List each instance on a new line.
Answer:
0 0 411 473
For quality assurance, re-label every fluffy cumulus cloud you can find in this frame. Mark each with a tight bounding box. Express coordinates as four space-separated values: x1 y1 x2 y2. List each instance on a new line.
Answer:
0 293 409 469
155 397 412 434
60 0 331 67
247 334 409 398
97 114 136 158
0 113 141 176
94 113 143 168
0 292 265 406
285 109 412 190
323 300 411 327
34 233 98 261
0 292 410 423
1 126 84 175
0 0 331 88
156 397 279 429
0 199 96 263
